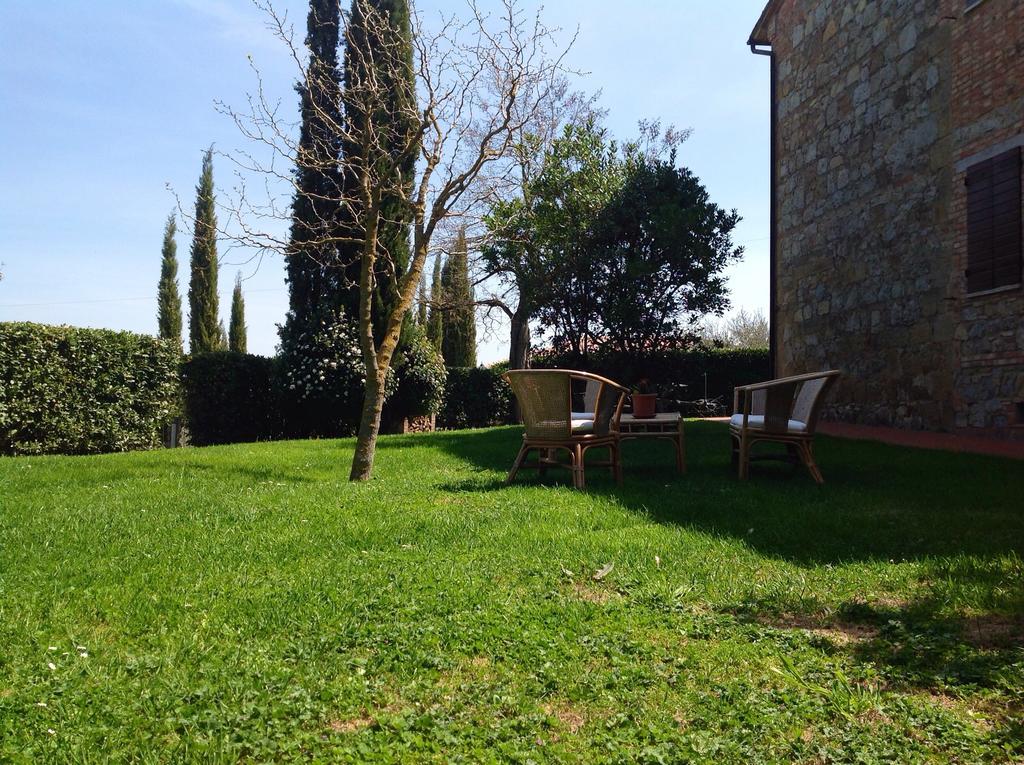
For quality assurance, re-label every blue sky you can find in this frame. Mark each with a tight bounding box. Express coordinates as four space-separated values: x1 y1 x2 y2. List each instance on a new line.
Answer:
0 0 770 361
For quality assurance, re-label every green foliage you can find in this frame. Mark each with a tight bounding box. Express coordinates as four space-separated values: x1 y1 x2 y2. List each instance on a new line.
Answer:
284 0 344 336
590 153 742 353
388 326 447 419
486 120 741 356
180 352 281 446
156 213 182 344
0 322 181 455
440 229 477 367
1 425 1022 760
438 366 513 429
533 346 770 412
426 253 443 351
187 148 221 354
229 273 247 354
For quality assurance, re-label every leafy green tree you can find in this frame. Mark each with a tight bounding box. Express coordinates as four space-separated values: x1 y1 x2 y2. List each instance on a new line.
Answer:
440 229 476 367
589 153 741 353
188 148 221 354
426 254 443 351
229 273 247 353
339 0 419 344
157 213 182 345
499 120 623 357
488 120 739 357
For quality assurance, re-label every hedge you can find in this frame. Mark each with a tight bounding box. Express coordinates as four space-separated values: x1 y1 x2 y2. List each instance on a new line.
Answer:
181 352 283 446
0 322 182 455
182 343 448 446
438 366 514 430
532 347 770 415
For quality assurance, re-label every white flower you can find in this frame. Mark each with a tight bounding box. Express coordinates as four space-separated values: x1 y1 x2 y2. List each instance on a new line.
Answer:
47 662 56 671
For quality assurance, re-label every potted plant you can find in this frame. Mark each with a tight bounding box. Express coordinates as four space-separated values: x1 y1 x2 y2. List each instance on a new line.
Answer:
631 379 657 418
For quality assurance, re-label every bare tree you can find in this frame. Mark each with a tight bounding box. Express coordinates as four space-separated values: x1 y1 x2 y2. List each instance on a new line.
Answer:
219 0 571 480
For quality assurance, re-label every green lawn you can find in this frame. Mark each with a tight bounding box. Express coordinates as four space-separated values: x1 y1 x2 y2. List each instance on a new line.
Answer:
1 422 1021 763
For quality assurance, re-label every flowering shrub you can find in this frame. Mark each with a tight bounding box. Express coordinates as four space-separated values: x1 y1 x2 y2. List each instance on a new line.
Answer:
388 327 447 419
277 310 397 437
0 322 181 455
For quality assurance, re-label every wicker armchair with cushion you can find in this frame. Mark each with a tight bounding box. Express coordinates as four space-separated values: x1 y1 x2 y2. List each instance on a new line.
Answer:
730 370 841 484
504 369 629 489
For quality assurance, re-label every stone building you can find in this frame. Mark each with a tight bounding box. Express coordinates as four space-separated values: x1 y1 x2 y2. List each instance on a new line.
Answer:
748 0 1023 437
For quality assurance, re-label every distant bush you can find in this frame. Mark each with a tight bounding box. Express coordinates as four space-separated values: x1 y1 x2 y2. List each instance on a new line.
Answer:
0 322 181 455
180 352 282 446
439 366 513 430
532 347 769 414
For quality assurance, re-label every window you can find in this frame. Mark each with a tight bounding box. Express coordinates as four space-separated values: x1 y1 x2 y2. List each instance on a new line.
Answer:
965 147 1022 294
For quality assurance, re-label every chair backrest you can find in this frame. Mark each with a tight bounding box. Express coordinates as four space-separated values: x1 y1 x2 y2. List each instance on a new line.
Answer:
505 369 628 440
736 370 841 435
791 375 835 431
583 379 601 413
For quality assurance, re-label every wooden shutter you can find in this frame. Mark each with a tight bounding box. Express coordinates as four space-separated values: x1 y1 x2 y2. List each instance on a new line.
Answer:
965 147 1022 294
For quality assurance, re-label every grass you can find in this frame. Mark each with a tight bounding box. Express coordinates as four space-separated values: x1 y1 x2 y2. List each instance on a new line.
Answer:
0 421 1022 763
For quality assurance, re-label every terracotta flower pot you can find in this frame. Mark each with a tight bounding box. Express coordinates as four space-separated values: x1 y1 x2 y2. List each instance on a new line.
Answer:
631 393 657 418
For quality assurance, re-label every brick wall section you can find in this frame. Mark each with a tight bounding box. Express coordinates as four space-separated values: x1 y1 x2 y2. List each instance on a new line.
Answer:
949 0 1024 433
754 0 1024 436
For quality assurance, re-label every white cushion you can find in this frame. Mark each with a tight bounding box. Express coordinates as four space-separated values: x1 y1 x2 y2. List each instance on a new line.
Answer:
571 418 594 433
729 413 807 433
571 411 594 420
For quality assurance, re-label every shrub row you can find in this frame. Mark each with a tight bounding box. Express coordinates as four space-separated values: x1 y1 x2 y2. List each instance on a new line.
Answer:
181 338 448 446
532 347 770 414
0 322 182 455
438 366 514 430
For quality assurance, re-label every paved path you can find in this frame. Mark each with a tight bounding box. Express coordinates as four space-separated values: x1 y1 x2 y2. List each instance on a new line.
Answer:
704 417 1024 460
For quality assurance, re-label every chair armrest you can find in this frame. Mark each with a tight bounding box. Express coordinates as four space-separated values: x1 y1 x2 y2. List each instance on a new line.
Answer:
735 370 840 393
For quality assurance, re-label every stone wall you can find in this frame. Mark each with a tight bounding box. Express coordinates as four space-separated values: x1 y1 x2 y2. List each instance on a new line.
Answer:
754 0 1023 436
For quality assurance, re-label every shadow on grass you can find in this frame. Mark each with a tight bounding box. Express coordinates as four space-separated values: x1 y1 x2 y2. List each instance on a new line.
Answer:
427 423 1024 704
425 422 1024 565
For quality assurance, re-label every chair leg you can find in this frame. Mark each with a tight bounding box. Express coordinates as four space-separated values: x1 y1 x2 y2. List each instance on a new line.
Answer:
730 435 740 466
612 440 623 486
738 434 751 480
798 441 825 484
575 443 585 490
506 443 530 485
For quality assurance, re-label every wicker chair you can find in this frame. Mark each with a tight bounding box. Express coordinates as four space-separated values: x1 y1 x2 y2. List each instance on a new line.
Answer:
504 369 629 489
729 370 841 484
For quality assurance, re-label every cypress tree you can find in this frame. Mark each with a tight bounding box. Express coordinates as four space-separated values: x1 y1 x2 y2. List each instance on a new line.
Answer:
188 147 221 354
416 270 428 326
339 0 419 342
157 213 183 345
283 0 344 336
229 272 247 353
426 253 443 351
440 229 477 367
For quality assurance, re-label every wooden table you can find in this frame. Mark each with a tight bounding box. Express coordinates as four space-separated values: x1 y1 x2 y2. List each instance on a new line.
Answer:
618 412 686 473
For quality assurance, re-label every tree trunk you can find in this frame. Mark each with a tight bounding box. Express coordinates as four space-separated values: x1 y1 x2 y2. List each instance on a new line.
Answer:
508 306 531 370
508 306 531 424
349 371 388 481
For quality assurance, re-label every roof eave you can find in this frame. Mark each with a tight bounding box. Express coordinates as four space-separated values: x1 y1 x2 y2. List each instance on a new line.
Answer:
748 0 784 46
